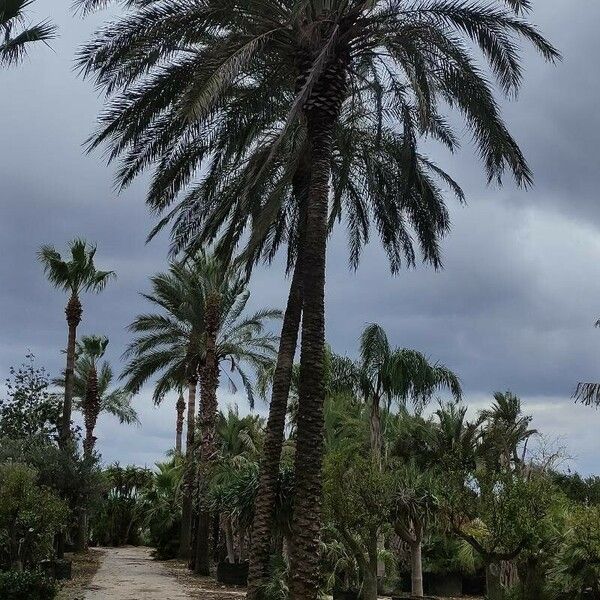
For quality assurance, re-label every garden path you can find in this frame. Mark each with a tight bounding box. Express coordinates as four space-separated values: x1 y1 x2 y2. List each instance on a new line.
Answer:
84 546 191 599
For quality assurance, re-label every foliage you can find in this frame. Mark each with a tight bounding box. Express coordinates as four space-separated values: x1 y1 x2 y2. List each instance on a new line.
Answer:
90 464 152 547
0 354 61 440
0 462 69 570
139 458 183 559
548 505 600 599
0 569 58 600
0 0 57 66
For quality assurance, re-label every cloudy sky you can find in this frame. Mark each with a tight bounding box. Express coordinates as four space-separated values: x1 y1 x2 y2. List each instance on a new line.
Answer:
2 1 600 473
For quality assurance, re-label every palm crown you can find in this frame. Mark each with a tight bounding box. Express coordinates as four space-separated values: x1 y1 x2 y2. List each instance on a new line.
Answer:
1 0 57 66
122 252 280 405
76 0 558 270
38 238 115 297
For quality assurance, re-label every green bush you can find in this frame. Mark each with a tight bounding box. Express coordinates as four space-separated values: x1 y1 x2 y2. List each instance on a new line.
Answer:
0 570 58 599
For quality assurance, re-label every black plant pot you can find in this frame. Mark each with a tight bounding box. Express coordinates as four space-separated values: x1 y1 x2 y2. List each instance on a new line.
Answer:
216 561 249 586
332 589 360 600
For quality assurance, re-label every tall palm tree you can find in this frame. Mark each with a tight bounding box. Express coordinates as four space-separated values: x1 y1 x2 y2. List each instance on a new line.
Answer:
122 252 280 565
38 239 115 448
76 2 558 597
1 0 56 66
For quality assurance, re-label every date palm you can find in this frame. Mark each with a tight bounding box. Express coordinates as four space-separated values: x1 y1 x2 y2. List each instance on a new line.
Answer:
54 335 138 456
1 0 56 66
76 1 558 597
38 239 115 448
122 252 280 564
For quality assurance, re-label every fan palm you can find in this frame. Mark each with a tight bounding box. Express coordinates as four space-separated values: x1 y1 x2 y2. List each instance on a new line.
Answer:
1 0 56 66
38 239 115 448
76 1 558 596
122 252 280 564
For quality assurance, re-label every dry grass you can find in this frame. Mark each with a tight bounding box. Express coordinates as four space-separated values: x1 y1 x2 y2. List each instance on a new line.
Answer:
57 549 104 600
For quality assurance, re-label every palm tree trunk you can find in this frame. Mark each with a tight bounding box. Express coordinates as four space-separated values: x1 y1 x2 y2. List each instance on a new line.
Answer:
369 396 382 469
61 294 82 448
83 365 99 458
410 540 424 597
194 298 220 575
288 114 335 600
247 252 304 599
176 393 185 453
225 516 236 563
179 377 197 559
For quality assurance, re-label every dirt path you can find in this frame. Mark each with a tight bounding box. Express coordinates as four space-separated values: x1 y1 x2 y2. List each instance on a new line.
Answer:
84 546 191 599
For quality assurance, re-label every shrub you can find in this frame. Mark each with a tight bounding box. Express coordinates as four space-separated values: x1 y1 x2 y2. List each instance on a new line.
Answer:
0 570 58 600
0 462 69 570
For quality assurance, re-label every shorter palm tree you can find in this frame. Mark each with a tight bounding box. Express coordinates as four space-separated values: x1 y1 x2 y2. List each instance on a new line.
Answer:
1 0 56 66
38 239 115 447
54 335 138 456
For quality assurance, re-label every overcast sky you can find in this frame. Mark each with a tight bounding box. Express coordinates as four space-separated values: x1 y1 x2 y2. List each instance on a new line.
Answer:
2 1 600 473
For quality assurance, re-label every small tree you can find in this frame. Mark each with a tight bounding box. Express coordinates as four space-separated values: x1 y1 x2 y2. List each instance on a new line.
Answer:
0 354 61 440
0 462 68 570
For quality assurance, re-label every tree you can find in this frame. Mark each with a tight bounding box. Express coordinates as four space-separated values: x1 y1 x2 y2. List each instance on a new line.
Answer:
0 353 61 440
0 0 56 66
0 462 68 571
574 319 600 407
76 2 558 597
122 252 280 564
357 323 461 467
38 239 115 448
175 392 185 454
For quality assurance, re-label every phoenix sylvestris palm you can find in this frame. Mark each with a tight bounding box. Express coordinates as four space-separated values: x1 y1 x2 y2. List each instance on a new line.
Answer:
122 253 280 566
175 391 186 454
0 0 56 66
76 1 558 597
38 239 115 448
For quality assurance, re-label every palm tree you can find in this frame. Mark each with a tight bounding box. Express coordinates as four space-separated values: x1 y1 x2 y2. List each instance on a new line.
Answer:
54 335 138 456
76 2 558 596
1 0 56 66
38 239 115 448
357 323 462 468
122 252 280 565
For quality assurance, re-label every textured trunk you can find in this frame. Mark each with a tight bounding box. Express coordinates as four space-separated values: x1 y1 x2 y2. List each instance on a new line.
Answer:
61 294 82 448
486 562 504 600
225 516 236 563
83 365 99 457
369 396 382 469
410 540 424 597
288 113 336 600
194 297 220 575
361 533 379 600
179 377 197 559
246 248 304 599
176 393 186 453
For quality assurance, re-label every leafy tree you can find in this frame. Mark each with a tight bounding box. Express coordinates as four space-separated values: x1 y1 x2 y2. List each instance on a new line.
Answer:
0 462 68 570
0 353 60 440
38 239 115 447
0 0 56 66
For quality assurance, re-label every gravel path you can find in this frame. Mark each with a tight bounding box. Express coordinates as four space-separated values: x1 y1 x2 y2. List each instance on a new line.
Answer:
84 546 191 599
